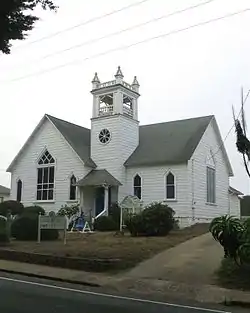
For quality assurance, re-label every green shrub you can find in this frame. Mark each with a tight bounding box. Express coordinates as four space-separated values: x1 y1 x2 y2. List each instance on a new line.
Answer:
94 216 119 231
11 215 59 241
22 205 45 216
217 257 250 290
108 202 121 226
0 217 8 243
125 202 175 237
0 200 24 216
57 204 79 219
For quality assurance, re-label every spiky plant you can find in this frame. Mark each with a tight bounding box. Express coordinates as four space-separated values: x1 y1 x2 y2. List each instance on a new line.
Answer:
209 215 244 260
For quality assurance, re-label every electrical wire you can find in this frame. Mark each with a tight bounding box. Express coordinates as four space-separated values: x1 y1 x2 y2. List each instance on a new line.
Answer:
11 0 218 67
13 0 152 49
2 8 249 84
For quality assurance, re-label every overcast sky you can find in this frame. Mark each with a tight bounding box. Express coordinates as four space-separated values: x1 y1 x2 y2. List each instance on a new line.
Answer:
0 0 250 193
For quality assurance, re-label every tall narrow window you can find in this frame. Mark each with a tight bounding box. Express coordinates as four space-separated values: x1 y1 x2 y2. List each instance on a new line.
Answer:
70 175 77 200
16 179 22 202
166 172 175 200
133 174 142 199
207 167 215 203
37 150 55 201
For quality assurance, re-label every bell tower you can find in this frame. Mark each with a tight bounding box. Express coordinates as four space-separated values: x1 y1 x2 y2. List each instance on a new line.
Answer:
91 66 140 120
90 67 140 200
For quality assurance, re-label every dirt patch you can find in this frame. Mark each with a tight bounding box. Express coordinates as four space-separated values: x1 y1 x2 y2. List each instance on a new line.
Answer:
0 223 209 272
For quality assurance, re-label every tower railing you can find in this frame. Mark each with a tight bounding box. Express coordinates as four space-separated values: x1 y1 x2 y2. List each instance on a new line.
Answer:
99 105 114 116
123 105 133 117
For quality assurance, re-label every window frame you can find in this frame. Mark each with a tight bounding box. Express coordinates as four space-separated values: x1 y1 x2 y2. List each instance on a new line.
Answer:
16 179 22 202
165 171 176 201
36 149 55 202
69 174 77 201
133 174 142 200
206 166 216 204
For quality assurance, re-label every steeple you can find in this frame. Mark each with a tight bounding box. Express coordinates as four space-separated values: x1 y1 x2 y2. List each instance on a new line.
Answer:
91 66 140 120
92 72 100 89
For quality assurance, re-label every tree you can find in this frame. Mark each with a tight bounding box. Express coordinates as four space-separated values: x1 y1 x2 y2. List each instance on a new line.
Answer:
0 0 57 54
233 88 250 177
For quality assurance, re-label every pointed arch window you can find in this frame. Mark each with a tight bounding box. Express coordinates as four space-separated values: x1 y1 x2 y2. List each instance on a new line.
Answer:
37 149 55 201
166 172 176 200
133 174 142 199
69 175 77 200
16 179 22 202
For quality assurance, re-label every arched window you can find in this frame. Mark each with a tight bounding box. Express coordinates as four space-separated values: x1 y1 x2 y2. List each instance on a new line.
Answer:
16 179 22 202
70 175 77 200
37 149 55 201
133 174 142 199
166 172 175 200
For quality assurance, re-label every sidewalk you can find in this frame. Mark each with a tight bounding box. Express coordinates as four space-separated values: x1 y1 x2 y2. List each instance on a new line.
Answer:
0 260 112 286
126 233 223 285
1 259 250 306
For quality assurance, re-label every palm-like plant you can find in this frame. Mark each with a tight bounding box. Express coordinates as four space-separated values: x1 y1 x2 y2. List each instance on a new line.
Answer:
236 218 250 264
209 215 244 260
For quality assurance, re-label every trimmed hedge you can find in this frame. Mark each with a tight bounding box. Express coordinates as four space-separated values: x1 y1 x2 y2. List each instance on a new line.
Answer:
22 205 45 216
0 200 24 216
11 215 59 241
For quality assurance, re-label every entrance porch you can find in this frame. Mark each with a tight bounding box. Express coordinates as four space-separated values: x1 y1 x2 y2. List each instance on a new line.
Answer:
76 169 122 220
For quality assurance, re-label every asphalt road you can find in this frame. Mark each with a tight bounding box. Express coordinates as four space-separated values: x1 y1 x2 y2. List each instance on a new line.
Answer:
0 274 231 313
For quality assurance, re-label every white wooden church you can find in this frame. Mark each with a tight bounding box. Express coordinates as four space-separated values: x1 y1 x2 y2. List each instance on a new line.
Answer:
7 67 240 225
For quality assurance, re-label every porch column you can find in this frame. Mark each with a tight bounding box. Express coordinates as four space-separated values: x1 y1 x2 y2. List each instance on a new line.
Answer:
104 185 109 216
79 187 84 214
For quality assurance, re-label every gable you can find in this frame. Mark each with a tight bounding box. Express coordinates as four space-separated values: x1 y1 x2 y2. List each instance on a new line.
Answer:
47 115 96 168
124 115 213 167
7 115 95 172
0 185 10 195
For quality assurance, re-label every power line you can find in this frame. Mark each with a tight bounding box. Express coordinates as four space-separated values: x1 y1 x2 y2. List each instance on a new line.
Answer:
209 89 250 160
2 8 249 84
10 0 217 67
13 0 151 49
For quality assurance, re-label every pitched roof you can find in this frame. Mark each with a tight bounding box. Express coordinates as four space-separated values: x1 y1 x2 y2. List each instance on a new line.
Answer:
0 185 10 195
7 114 232 174
124 115 214 167
76 169 122 187
46 115 96 168
229 186 243 196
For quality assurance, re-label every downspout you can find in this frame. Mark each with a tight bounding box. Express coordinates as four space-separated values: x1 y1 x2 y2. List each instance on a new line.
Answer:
191 158 195 221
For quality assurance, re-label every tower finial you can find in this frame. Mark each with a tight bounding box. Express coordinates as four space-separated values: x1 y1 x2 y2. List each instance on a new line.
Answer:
92 72 100 89
92 72 100 83
132 76 139 86
115 66 124 79
132 76 140 92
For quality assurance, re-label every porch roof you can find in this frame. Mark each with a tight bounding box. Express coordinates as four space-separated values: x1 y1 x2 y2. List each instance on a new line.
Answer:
76 169 122 187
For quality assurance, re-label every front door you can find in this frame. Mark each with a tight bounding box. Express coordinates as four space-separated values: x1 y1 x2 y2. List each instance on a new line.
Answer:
95 187 104 217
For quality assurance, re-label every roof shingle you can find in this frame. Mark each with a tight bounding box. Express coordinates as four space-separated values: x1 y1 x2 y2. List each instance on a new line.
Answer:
124 115 214 166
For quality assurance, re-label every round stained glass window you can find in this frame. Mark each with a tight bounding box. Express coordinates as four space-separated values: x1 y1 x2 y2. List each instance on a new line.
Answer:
99 128 111 144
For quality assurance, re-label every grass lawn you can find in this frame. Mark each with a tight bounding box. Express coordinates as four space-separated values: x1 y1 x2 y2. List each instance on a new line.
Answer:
4 223 209 270
216 258 250 291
